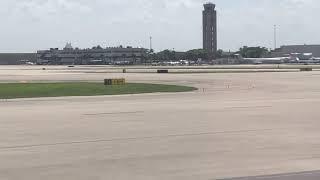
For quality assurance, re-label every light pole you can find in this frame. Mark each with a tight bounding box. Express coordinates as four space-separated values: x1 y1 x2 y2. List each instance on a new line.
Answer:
274 25 277 50
148 36 153 66
149 36 153 51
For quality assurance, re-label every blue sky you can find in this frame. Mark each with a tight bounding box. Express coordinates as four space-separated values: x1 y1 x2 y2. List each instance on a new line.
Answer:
0 0 318 52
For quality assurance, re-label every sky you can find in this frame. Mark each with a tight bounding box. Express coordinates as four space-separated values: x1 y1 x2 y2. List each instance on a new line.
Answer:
0 0 319 52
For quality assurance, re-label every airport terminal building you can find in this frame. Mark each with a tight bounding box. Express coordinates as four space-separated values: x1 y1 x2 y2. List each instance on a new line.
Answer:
37 43 148 65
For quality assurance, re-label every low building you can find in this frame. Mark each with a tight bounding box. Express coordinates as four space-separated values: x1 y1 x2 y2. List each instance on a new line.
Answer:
37 43 148 65
0 53 36 65
272 45 320 58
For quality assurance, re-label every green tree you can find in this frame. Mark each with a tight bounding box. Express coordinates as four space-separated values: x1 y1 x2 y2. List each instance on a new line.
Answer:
185 49 209 61
238 46 269 58
216 49 223 58
154 50 177 61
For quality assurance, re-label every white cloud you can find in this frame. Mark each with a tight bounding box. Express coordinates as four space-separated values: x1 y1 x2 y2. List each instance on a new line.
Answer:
0 0 319 52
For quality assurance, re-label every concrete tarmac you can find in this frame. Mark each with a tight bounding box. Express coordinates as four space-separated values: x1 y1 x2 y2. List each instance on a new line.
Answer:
222 171 320 180
1 66 320 180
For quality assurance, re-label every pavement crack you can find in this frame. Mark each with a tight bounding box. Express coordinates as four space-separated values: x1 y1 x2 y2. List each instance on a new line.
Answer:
83 111 144 116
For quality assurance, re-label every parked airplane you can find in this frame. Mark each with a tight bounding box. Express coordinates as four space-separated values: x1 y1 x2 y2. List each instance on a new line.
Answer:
243 57 289 64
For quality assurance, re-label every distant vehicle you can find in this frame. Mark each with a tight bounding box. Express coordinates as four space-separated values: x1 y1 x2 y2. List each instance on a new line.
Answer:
114 61 132 65
179 60 189 66
253 61 263 65
88 60 104 65
189 61 197 65
161 61 179 66
151 62 159 66
166 61 180 66
26 62 35 65
20 60 35 65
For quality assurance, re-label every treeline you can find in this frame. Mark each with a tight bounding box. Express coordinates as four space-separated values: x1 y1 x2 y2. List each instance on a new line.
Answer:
238 46 270 58
148 46 270 61
148 49 223 61
0 46 271 65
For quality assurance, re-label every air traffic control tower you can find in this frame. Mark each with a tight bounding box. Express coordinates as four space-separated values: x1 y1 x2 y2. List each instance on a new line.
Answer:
203 3 217 59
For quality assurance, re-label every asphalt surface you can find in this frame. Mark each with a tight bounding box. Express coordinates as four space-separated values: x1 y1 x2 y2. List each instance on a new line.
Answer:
2 65 320 180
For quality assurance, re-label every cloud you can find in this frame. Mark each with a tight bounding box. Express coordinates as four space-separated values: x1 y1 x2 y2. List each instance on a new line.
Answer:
0 0 319 52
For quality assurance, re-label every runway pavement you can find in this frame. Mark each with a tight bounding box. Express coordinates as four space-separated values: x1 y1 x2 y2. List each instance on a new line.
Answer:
1 66 320 180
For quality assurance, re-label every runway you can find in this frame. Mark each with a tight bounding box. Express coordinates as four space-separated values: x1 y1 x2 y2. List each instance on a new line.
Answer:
1 66 320 180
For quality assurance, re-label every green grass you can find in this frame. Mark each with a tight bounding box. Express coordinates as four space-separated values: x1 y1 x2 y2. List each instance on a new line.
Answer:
0 82 197 99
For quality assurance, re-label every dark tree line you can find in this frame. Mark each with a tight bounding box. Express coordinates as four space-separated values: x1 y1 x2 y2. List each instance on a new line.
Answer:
147 46 270 61
148 49 224 61
237 46 270 58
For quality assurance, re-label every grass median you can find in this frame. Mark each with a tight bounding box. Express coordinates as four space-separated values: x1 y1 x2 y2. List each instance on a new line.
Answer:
0 82 197 99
